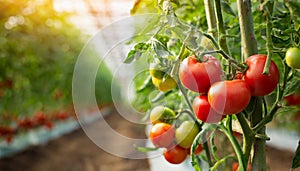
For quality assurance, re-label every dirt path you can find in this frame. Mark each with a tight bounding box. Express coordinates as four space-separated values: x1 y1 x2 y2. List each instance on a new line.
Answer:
0 110 299 171
0 111 150 171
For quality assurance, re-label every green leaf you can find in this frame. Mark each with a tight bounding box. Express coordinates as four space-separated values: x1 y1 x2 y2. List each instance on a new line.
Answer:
284 78 300 96
152 38 170 57
136 75 152 92
292 141 300 169
124 43 149 64
221 1 236 17
134 145 159 153
151 91 165 103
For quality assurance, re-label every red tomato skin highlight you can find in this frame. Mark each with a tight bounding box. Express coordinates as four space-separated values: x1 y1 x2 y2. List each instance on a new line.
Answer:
179 55 224 93
244 54 280 96
193 95 223 123
208 80 251 115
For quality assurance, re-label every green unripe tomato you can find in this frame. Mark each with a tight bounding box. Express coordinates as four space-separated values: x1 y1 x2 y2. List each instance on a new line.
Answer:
286 47 300 69
175 121 199 149
149 68 164 79
151 75 177 92
150 106 176 125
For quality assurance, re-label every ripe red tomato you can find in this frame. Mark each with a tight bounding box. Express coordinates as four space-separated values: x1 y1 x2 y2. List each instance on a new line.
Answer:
54 111 69 121
193 95 223 123
244 54 280 96
208 80 251 115
17 118 34 129
34 112 46 125
284 93 300 106
0 126 14 135
163 145 188 164
149 123 175 148
179 55 224 93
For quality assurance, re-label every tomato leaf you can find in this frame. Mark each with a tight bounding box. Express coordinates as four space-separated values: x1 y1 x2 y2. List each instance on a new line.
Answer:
292 141 300 169
284 78 300 96
134 145 158 152
136 75 152 92
151 91 173 103
124 42 149 64
221 1 236 17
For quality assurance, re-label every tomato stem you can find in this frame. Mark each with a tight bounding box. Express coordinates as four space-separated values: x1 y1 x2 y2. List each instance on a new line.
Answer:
237 0 258 59
219 123 246 171
236 112 255 165
214 0 230 55
199 50 243 71
262 2 275 75
202 33 219 49
204 0 217 37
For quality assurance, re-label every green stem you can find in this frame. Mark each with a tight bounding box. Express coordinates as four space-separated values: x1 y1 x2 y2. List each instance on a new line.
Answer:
253 98 279 133
214 0 230 55
250 97 266 171
236 113 255 165
178 83 193 112
237 0 258 60
199 50 243 71
237 1 266 170
203 136 214 167
204 0 217 37
263 2 274 75
219 123 246 171
202 33 219 49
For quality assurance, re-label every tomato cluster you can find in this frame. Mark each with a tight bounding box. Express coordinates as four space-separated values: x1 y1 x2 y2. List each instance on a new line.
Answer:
148 54 280 164
149 106 203 164
179 54 279 120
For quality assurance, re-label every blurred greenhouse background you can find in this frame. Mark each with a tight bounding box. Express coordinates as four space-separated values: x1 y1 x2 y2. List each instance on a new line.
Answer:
0 1 299 171
0 0 133 149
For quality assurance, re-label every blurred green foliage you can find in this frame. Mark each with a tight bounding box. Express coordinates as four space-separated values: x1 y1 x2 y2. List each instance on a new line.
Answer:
0 0 112 121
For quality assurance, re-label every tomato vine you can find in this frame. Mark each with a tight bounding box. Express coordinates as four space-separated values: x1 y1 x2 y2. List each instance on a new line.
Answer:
128 0 300 170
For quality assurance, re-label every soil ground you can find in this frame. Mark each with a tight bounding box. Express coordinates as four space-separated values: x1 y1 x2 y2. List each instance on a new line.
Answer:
0 110 299 171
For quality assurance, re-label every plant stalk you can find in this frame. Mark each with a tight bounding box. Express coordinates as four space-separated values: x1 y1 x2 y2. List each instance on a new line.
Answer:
251 97 266 171
204 0 217 37
214 0 230 55
237 1 267 170
237 0 258 60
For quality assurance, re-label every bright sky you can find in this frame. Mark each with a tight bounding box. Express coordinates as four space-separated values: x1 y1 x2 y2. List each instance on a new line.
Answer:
53 0 134 35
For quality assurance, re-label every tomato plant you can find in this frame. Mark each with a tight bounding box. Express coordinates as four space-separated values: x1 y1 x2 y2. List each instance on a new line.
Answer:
128 0 300 170
179 55 223 93
244 54 280 96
